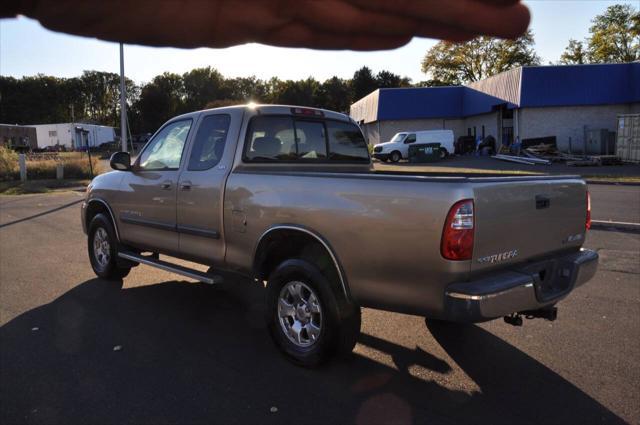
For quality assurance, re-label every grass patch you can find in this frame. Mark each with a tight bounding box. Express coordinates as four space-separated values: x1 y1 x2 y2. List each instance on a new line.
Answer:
0 179 90 195
1 147 103 181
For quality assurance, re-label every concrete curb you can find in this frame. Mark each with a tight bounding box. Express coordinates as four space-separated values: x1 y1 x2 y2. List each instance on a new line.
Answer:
591 220 640 233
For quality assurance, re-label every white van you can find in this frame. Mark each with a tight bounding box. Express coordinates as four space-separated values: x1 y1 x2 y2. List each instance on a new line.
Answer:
372 130 455 162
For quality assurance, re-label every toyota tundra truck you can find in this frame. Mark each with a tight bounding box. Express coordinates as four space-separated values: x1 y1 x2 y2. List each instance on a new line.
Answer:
81 104 598 366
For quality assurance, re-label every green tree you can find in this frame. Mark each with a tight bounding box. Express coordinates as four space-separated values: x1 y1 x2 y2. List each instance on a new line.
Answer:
134 73 185 132
587 4 639 63
182 67 226 111
351 66 378 101
315 76 352 112
560 39 588 65
269 78 320 106
375 70 411 89
421 30 540 85
224 76 269 102
414 79 449 87
79 71 121 125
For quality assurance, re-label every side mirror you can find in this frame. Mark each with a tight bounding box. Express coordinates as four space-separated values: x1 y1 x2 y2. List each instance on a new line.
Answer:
110 152 131 171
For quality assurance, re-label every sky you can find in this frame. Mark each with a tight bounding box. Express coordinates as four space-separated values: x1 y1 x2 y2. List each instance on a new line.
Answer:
0 1 637 84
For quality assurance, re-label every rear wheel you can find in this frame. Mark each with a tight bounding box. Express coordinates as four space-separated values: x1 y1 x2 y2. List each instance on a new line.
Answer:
439 148 448 159
390 151 402 163
88 213 130 280
266 259 361 367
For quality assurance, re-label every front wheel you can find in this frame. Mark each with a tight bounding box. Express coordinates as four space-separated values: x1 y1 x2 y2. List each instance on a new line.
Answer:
439 148 448 159
88 213 130 280
390 151 402 163
266 259 361 367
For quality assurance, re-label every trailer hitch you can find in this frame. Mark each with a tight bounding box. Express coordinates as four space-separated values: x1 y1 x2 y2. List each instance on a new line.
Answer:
522 306 558 321
504 313 523 326
503 307 558 327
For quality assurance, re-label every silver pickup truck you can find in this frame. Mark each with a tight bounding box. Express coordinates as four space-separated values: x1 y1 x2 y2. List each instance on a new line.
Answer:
82 104 598 366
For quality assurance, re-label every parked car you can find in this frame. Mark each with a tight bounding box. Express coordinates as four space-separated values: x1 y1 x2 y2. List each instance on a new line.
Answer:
373 130 455 162
82 104 598 366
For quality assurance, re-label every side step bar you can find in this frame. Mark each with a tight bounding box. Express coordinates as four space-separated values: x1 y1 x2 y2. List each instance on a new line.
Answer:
118 251 223 285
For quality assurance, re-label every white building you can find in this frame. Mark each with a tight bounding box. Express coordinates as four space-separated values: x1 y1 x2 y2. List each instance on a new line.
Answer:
350 63 640 153
32 123 116 149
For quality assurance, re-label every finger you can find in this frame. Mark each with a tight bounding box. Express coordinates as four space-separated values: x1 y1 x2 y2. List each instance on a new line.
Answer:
293 1 478 42
25 0 476 49
348 0 531 39
262 22 414 50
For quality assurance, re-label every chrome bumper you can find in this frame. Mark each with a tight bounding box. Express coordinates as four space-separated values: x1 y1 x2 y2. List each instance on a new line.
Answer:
442 249 598 322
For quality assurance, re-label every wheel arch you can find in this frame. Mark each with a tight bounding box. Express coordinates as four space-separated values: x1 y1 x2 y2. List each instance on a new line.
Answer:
85 198 120 242
253 225 351 301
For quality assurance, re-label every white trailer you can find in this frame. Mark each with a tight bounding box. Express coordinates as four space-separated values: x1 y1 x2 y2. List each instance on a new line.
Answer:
32 123 116 149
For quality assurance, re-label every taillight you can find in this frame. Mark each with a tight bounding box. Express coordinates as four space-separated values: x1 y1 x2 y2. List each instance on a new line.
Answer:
441 199 475 261
586 190 591 230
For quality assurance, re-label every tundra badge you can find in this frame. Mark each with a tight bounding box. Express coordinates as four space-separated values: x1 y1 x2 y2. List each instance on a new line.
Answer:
477 250 519 264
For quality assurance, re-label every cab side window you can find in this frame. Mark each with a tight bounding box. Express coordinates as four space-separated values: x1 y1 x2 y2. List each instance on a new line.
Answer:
245 116 297 161
188 114 231 171
138 120 192 170
327 121 369 161
404 134 417 144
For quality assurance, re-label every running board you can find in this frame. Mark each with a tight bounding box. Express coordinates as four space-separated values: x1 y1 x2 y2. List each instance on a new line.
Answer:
118 252 223 285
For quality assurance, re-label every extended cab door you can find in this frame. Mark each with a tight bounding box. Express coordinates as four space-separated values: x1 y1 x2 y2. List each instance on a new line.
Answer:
116 119 193 254
176 110 242 264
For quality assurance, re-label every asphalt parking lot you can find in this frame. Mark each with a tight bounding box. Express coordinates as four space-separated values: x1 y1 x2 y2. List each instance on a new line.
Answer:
1 187 639 425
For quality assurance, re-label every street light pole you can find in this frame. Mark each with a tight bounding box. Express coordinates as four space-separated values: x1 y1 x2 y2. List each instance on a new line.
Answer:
119 42 128 152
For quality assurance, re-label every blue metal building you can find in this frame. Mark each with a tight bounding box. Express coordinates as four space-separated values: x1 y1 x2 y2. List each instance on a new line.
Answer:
350 63 640 152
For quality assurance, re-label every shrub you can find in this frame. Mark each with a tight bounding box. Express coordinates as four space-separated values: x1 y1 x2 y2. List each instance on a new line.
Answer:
26 155 100 180
0 146 19 181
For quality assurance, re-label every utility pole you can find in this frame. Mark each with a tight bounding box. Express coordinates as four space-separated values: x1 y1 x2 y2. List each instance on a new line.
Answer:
119 43 128 152
70 104 75 148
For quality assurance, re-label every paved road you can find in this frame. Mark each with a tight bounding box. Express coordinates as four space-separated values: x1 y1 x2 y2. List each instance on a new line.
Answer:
589 184 640 223
1 191 639 425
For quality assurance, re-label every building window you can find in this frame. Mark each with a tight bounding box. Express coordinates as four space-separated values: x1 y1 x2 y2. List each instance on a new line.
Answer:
473 126 477 138
467 128 471 136
482 125 485 139
48 131 57 137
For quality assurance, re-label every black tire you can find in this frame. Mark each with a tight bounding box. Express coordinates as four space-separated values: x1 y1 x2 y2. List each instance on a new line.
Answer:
266 259 361 367
390 151 402 163
439 148 448 159
88 213 130 280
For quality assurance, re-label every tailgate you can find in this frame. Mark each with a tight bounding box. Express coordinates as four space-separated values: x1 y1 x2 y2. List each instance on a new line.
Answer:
471 178 587 272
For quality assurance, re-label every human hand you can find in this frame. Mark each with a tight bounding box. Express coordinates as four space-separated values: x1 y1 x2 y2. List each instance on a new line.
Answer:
4 0 530 50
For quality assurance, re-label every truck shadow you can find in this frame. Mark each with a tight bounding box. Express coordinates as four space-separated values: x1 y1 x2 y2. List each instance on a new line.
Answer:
0 277 624 425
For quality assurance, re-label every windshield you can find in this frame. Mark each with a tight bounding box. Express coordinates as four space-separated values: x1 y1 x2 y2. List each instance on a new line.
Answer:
389 133 407 144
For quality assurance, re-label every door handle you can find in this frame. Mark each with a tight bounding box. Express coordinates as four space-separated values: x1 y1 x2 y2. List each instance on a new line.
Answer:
536 195 550 209
180 181 192 191
160 181 172 190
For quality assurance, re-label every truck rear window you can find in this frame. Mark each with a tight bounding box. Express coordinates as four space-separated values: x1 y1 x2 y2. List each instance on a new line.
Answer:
244 116 369 163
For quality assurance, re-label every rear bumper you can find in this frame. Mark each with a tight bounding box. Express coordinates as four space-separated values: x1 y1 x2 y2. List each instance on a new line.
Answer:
442 248 598 322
